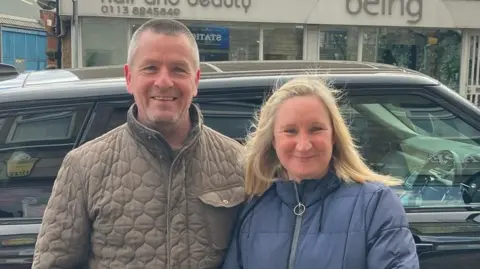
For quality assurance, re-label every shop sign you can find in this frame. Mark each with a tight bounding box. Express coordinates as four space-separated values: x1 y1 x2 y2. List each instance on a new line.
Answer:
346 0 423 24
190 26 229 49
100 0 251 18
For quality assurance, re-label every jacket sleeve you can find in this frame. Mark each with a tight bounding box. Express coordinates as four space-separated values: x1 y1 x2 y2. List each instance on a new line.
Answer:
365 186 420 269
32 152 91 269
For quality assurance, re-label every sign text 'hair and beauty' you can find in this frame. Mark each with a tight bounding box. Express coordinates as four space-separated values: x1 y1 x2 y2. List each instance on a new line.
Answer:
100 0 251 17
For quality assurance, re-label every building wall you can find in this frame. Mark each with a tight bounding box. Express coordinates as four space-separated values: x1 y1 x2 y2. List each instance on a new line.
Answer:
62 30 72 69
58 0 477 93
60 0 480 29
39 9 59 68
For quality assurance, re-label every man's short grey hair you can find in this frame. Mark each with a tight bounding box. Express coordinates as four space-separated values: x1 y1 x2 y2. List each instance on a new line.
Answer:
127 19 200 69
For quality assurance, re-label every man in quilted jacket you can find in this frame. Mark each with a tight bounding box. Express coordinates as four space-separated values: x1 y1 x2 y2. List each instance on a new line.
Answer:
31 18 245 269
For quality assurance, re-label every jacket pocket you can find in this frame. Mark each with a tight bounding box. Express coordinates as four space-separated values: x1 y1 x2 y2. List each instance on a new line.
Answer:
198 185 245 250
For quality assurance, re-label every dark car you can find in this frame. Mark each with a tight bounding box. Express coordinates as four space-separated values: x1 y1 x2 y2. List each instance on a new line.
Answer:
0 61 479 269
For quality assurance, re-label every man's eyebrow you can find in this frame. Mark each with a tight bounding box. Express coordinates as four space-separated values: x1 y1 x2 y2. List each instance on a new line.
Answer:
171 60 190 67
140 58 160 65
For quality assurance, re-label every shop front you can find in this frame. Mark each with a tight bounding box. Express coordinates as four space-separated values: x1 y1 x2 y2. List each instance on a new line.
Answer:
58 0 480 95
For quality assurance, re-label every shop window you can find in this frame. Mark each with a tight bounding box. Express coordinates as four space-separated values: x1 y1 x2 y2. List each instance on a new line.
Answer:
263 26 303 60
319 27 359 61
362 28 462 91
228 26 259 61
82 18 128 67
131 21 260 62
189 25 231 61
185 23 259 61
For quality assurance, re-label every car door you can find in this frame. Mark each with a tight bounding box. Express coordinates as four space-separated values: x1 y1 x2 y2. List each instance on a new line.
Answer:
0 102 94 268
343 87 480 269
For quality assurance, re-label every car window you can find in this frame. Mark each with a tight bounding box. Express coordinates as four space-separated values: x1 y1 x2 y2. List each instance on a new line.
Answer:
0 105 91 219
83 100 258 144
80 101 132 144
200 101 258 141
344 94 480 209
6 111 76 143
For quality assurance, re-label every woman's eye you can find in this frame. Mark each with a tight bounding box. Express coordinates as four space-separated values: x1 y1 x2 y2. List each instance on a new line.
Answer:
285 129 297 134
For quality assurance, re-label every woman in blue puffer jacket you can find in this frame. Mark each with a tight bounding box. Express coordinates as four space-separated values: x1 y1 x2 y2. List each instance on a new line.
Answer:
221 76 420 269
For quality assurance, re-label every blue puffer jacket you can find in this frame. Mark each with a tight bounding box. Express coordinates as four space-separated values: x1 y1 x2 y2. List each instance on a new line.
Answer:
221 171 420 269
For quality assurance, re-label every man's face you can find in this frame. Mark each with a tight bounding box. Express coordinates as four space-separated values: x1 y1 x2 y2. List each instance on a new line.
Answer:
124 31 200 129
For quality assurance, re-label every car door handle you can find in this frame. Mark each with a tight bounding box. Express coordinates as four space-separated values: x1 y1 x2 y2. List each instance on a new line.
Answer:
416 243 435 253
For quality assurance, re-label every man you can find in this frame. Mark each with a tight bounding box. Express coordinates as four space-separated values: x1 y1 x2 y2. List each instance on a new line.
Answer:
32 19 245 269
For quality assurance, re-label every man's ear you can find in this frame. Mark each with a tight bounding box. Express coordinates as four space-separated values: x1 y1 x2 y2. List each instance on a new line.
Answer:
124 64 133 94
193 69 200 97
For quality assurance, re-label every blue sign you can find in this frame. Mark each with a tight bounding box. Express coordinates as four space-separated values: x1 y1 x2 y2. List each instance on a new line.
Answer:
189 26 230 50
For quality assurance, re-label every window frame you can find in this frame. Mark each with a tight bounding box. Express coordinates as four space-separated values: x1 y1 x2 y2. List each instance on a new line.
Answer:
345 85 480 134
6 111 78 144
0 102 94 150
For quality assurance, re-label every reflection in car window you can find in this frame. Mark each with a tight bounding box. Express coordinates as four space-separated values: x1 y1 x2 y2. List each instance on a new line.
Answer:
344 95 480 209
0 106 90 219
384 103 479 141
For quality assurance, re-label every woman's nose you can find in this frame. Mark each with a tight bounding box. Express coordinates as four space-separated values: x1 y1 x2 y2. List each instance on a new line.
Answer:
295 134 312 151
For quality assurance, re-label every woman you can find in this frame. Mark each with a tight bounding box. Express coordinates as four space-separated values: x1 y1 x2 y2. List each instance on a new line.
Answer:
221 77 419 269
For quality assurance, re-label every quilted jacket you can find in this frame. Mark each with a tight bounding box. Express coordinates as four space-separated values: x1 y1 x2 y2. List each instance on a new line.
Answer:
31 104 246 269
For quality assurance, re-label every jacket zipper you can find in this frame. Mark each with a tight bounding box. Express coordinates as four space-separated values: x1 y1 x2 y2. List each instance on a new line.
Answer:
166 137 198 269
287 182 306 269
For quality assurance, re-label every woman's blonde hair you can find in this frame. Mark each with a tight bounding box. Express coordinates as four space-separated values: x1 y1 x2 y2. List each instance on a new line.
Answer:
243 76 402 197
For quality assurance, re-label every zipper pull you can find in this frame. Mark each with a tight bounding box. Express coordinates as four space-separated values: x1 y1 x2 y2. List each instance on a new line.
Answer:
292 182 306 216
293 202 306 216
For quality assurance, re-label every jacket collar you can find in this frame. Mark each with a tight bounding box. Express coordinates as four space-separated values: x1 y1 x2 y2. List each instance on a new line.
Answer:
274 170 342 208
126 103 203 161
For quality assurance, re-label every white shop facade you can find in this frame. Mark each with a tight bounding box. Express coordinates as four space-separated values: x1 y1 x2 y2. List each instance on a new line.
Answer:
58 0 480 97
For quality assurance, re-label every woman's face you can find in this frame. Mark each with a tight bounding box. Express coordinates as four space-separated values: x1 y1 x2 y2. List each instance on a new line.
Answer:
273 96 334 181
